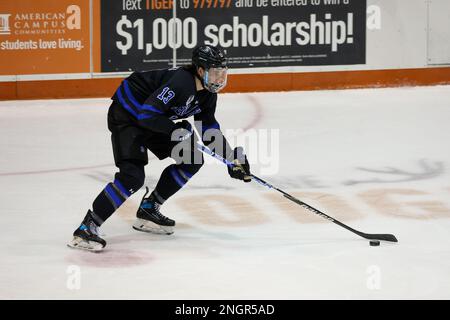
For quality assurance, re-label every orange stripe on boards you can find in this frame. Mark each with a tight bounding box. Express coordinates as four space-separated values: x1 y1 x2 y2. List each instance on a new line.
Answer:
0 67 449 100
15 78 123 100
0 82 17 100
224 67 450 92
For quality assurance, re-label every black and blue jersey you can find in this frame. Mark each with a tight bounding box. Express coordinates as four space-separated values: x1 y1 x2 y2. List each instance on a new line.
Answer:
112 67 222 137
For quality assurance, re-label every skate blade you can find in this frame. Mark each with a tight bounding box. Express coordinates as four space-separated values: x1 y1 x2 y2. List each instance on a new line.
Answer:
67 236 104 252
132 218 174 235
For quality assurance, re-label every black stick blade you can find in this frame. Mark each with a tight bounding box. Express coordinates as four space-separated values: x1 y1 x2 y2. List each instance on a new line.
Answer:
361 233 398 242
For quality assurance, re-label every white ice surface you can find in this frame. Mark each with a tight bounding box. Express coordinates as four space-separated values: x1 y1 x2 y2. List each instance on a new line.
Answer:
0 86 450 299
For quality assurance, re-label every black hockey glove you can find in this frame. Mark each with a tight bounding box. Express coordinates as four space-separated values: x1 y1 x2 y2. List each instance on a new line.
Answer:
171 120 193 142
227 147 251 183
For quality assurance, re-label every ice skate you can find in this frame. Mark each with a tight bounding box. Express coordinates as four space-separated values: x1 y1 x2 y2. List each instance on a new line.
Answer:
133 188 175 235
68 210 106 252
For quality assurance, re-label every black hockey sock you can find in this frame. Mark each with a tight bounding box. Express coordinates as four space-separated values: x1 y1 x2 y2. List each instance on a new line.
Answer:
92 178 132 225
151 164 199 204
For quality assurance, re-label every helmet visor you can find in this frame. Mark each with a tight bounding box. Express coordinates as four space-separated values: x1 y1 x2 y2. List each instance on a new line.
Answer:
204 67 228 93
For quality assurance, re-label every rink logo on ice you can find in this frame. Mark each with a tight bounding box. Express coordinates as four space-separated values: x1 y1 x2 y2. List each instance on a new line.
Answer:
66 265 81 290
366 265 381 290
0 14 11 35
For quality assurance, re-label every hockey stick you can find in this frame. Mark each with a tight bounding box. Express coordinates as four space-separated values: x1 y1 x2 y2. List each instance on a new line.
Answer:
197 143 398 243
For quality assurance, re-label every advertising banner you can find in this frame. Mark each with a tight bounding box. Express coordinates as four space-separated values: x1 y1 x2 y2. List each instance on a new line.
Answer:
101 0 366 72
0 0 90 75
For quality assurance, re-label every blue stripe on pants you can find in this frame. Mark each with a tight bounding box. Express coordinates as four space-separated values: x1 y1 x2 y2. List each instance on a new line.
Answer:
113 179 131 197
169 167 186 188
105 184 124 207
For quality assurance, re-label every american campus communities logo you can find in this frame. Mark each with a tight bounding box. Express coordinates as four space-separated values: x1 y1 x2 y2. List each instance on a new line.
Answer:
0 6 83 52
0 5 81 36
0 14 11 35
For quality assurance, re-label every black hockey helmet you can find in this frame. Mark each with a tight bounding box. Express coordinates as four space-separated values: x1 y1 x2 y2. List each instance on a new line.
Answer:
192 45 227 69
192 45 228 93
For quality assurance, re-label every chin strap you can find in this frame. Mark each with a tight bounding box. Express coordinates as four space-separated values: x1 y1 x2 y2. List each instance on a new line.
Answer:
194 67 206 88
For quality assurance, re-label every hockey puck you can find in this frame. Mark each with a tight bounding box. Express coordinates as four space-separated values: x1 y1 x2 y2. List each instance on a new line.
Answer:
370 240 380 246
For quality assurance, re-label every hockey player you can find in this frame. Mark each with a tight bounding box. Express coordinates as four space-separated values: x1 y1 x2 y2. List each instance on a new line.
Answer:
68 45 251 252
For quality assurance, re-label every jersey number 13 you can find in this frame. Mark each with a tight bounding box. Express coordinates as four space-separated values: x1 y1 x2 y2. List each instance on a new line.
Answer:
157 87 175 105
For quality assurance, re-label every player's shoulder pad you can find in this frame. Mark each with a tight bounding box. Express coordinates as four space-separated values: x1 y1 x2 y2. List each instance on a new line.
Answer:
171 67 196 85
161 68 195 96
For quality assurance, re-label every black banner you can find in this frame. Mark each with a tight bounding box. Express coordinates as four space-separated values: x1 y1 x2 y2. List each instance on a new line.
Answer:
101 0 366 72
